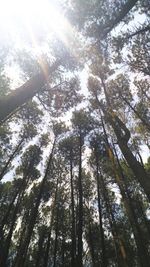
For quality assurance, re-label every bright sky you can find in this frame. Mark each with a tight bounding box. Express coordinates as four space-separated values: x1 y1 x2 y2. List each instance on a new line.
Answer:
0 0 70 49
0 0 78 85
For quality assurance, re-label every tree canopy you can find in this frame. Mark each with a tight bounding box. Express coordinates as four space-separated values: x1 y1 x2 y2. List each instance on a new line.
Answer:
0 0 150 266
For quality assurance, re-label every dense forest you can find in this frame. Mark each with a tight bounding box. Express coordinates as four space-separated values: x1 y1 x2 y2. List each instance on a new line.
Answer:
0 0 150 266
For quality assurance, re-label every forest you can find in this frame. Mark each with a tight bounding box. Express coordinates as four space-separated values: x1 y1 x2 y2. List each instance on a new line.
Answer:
0 0 150 266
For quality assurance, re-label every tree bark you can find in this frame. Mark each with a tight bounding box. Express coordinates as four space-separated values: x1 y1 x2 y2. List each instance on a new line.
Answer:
77 132 83 267
99 88 150 201
70 157 76 267
0 60 59 123
88 218 96 267
0 138 24 181
0 189 19 230
99 172 123 267
35 229 46 267
134 198 150 239
115 127 150 201
95 152 107 267
112 145 150 267
43 231 52 267
0 163 33 267
43 178 58 267
0 187 25 267
53 204 59 267
120 94 150 131
12 211 30 267
14 140 55 267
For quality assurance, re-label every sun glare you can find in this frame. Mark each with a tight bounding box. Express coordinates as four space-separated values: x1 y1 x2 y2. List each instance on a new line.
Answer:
0 0 71 48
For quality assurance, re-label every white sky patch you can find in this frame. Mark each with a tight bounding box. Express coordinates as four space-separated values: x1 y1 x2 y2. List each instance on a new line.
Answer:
140 145 150 163
5 64 23 89
112 12 147 37
79 64 90 96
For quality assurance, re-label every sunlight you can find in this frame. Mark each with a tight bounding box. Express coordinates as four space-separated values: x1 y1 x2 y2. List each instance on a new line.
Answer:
0 0 70 47
0 0 75 76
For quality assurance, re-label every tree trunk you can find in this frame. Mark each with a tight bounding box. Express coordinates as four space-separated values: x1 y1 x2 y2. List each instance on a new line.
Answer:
134 198 150 239
0 189 19 229
53 205 59 267
121 94 150 131
0 188 24 267
112 145 150 267
116 130 150 201
100 100 150 201
77 133 83 267
35 229 46 267
70 157 76 267
0 60 59 123
0 159 34 232
99 172 127 267
43 231 52 267
95 152 107 267
102 114 150 265
97 119 128 266
12 210 30 267
43 178 59 267
0 166 32 267
88 218 96 267
14 140 55 267
0 138 23 181
61 232 65 267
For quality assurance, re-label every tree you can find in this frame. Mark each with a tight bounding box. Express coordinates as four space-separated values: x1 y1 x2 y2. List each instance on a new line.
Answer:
59 136 78 267
0 1 150 266
0 60 59 123
71 110 93 267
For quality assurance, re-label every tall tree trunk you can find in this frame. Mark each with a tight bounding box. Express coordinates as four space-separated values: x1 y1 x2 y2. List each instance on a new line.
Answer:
111 145 150 267
0 188 24 267
0 189 19 229
53 204 59 267
120 94 150 131
134 198 150 239
0 159 34 232
77 133 83 267
0 138 23 181
99 87 150 201
0 61 59 124
111 116 150 201
95 152 107 267
14 140 55 267
88 216 96 267
12 210 30 267
43 230 52 267
70 157 76 267
97 119 128 266
43 178 59 267
35 229 46 267
99 171 127 267
61 231 65 267
102 115 150 266
0 166 32 267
